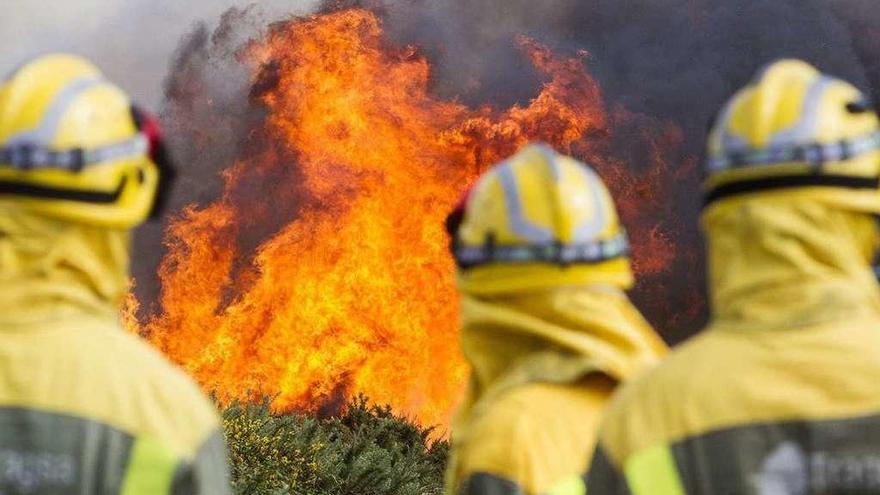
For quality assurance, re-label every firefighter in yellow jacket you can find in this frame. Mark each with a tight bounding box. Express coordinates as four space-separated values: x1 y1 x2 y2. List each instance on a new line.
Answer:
586 59 880 494
443 144 667 495
0 54 230 493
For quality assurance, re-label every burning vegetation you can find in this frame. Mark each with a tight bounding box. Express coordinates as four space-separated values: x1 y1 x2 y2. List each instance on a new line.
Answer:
127 5 695 429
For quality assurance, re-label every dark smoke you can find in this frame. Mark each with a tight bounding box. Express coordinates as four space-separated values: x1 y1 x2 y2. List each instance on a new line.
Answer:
133 5 318 314
0 0 321 106
381 0 871 129
134 0 880 343
133 6 287 312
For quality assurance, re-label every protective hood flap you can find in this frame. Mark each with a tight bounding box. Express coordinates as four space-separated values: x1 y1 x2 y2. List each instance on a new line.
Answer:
704 196 880 330
0 205 129 326
456 286 666 427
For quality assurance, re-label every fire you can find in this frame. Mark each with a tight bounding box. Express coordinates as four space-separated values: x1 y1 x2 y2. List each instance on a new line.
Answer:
130 7 683 428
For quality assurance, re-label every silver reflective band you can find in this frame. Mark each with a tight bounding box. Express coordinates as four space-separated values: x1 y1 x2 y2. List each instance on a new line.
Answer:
454 231 629 268
706 131 880 172
4 77 105 147
0 134 148 172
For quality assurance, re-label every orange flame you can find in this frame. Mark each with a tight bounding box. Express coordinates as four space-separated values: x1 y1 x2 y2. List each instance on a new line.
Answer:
131 7 682 429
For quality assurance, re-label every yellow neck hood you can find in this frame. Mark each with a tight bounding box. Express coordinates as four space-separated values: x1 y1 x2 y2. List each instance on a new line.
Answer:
704 194 880 331
0 204 130 327
456 286 666 424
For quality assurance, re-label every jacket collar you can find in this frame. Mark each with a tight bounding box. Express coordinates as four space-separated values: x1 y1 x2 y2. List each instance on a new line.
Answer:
0 208 128 327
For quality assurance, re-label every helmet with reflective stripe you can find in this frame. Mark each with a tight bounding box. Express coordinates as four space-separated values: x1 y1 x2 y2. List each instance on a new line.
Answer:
0 54 172 228
447 143 632 294
704 59 880 213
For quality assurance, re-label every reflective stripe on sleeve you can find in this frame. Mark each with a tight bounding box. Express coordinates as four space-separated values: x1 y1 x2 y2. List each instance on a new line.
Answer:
120 436 181 495
543 474 588 495
459 472 526 495
624 444 686 495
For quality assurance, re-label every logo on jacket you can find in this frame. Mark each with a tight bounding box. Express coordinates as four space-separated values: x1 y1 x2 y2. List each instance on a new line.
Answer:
753 441 880 494
753 442 808 495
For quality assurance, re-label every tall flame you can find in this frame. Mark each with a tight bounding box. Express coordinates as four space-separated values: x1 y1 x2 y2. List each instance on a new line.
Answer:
131 7 683 428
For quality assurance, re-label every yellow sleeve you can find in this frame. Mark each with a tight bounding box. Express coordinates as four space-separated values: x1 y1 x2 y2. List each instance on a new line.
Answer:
455 404 535 491
449 380 613 495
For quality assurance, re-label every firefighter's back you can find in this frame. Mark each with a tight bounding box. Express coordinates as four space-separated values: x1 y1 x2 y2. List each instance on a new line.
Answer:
0 313 228 495
593 318 880 494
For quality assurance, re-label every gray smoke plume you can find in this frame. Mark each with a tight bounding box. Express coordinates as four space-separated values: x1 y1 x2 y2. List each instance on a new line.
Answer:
380 0 872 137
0 0 320 107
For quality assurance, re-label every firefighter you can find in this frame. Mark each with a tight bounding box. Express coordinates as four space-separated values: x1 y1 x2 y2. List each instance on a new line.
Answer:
444 143 667 495
586 59 880 494
0 54 230 493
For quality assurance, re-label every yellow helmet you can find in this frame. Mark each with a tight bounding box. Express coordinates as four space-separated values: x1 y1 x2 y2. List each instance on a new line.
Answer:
0 54 173 228
447 143 632 294
705 59 880 212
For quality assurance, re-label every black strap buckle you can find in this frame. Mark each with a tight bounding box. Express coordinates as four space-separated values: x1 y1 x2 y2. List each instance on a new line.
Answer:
839 139 852 161
67 148 85 172
727 150 746 167
12 144 35 170
800 143 826 168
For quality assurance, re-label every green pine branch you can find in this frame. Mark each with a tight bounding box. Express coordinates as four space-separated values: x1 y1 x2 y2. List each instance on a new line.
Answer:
222 395 449 495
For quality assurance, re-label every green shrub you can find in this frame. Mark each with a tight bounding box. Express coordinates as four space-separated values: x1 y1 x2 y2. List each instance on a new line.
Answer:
222 395 449 495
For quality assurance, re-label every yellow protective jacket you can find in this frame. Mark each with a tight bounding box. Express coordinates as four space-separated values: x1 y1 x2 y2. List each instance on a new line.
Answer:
445 286 667 495
0 208 230 494
587 196 880 494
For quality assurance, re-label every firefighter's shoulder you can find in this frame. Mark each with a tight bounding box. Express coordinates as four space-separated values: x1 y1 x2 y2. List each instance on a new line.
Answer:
459 378 614 493
36 314 221 459
597 328 751 463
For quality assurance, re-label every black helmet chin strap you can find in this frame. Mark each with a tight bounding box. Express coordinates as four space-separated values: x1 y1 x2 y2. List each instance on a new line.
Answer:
704 174 880 208
0 137 144 204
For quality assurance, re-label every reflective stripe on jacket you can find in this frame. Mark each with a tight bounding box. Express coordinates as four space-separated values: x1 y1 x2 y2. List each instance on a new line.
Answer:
0 407 227 494
590 412 880 494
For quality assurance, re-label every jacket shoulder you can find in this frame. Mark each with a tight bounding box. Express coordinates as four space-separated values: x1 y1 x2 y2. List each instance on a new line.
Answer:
597 330 733 464
10 317 220 459
599 322 880 466
88 325 221 456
